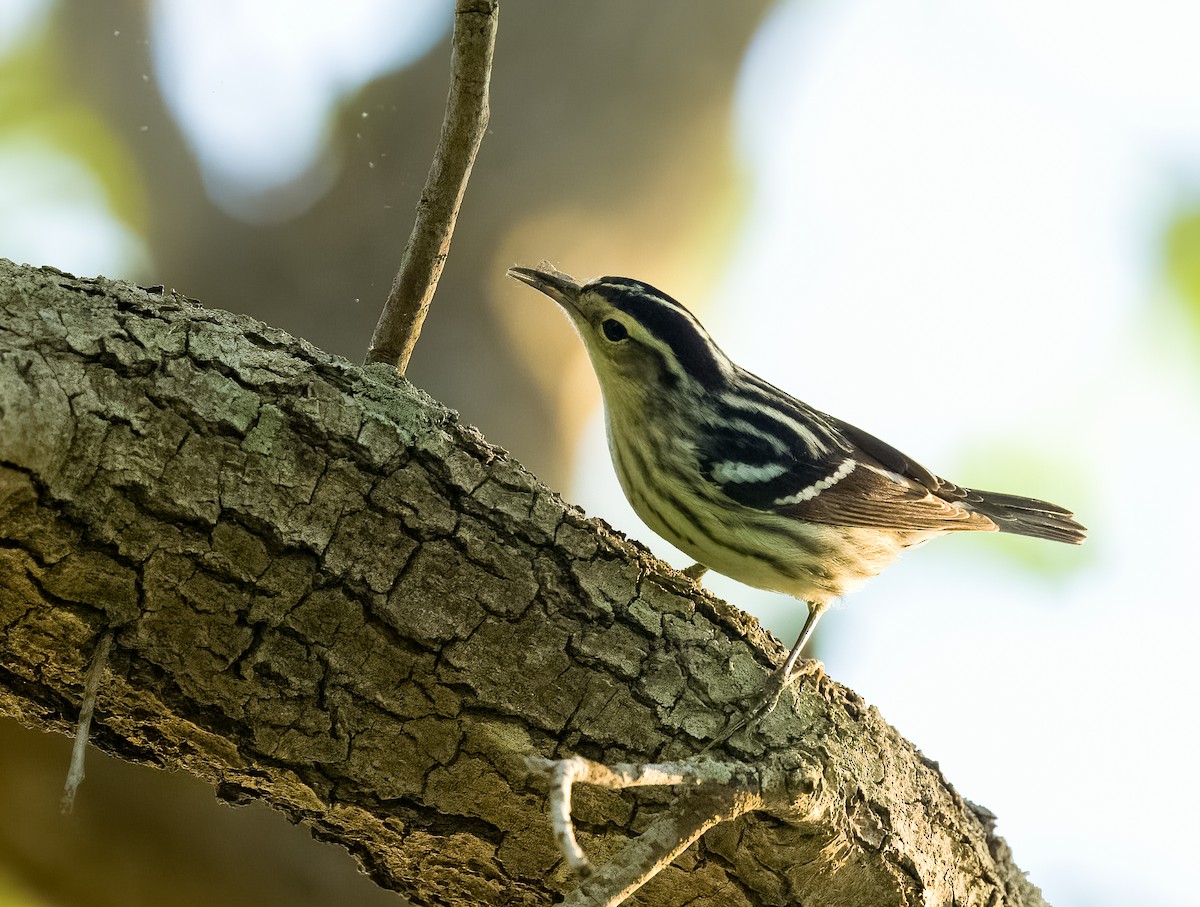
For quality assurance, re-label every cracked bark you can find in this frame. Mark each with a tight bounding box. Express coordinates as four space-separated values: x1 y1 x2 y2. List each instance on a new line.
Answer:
0 258 1047 907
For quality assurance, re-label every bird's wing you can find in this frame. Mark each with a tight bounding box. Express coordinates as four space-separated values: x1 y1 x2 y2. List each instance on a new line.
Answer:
699 408 994 533
773 461 992 531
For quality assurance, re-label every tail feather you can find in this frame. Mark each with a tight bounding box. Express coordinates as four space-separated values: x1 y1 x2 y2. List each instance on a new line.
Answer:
966 489 1087 545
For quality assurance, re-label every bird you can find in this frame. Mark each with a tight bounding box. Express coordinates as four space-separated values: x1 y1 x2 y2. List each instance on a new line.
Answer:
508 263 1086 734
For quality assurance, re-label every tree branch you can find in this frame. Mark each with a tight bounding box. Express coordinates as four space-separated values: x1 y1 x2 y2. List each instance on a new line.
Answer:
0 259 1047 906
59 627 112 813
527 755 768 905
366 0 499 373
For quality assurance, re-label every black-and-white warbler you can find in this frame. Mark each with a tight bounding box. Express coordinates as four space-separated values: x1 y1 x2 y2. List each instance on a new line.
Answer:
509 264 1085 722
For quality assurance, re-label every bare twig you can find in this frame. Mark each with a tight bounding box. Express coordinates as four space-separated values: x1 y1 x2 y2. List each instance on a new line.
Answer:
366 0 499 373
538 757 596 876
528 755 769 906
564 786 759 907
60 629 114 814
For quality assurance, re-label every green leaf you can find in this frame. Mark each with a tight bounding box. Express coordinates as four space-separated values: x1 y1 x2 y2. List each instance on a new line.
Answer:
0 9 147 233
1164 206 1200 341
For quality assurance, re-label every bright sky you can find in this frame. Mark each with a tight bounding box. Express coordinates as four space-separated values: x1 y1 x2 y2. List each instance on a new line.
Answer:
576 3 1200 905
149 0 448 221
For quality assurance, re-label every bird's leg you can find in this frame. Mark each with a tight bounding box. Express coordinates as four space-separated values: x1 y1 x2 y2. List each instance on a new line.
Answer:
774 599 828 692
681 562 709 581
704 600 829 750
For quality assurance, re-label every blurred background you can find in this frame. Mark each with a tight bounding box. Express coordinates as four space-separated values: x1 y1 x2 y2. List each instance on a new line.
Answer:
2 1 1198 905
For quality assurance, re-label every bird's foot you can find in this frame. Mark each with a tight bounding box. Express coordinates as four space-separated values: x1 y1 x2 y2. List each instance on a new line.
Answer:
702 657 825 752
681 562 709 582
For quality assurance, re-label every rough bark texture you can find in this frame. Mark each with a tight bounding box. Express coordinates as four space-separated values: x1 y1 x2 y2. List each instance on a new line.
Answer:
0 258 1046 907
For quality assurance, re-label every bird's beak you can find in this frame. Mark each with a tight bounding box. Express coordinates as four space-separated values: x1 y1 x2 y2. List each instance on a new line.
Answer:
507 264 583 312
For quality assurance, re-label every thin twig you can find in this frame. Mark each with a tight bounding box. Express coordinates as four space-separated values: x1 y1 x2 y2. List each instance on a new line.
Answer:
563 786 760 907
544 757 594 876
61 629 114 814
528 755 767 906
366 0 499 373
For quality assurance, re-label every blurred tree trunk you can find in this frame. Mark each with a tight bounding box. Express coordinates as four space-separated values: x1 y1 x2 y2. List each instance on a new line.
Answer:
60 0 771 489
0 260 1046 907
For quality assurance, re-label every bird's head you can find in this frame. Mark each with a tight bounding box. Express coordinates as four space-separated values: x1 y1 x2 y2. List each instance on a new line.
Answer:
507 264 730 408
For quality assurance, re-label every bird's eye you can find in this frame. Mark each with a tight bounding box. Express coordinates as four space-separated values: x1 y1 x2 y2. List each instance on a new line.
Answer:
601 319 628 342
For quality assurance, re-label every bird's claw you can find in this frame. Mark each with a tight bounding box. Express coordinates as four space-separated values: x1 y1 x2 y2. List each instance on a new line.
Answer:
701 657 825 752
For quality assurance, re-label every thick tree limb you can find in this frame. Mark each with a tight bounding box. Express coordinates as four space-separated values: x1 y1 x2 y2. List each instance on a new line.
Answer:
0 259 1046 906
366 0 498 373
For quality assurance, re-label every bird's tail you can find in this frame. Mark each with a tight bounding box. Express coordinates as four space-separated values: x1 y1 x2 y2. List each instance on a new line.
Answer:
966 489 1087 545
